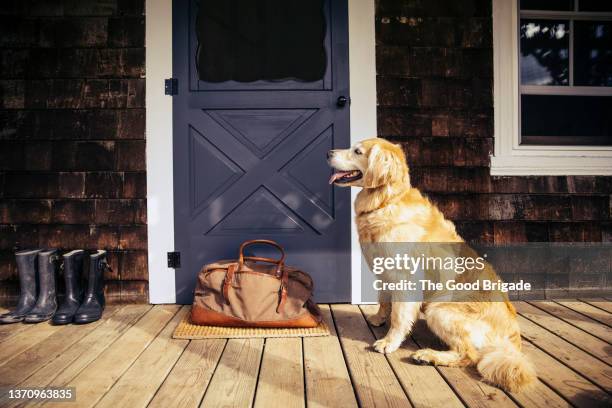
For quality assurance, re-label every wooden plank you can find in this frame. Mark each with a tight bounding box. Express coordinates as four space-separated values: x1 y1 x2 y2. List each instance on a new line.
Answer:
517 315 612 392
0 304 34 343
0 306 119 387
44 305 180 408
360 305 464 408
555 300 612 327
0 319 34 343
515 301 611 364
331 304 411 408
254 338 304 408
526 300 612 344
0 321 63 367
521 341 611 407
507 381 572 408
410 321 518 408
303 305 358 408
0 305 151 408
17 305 150 387
148 338 226 408
96 306 190 408
579 298 612 315
199 338 264 408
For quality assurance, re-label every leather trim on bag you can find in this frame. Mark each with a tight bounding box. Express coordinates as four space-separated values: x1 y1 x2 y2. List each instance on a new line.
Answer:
191 304 321 328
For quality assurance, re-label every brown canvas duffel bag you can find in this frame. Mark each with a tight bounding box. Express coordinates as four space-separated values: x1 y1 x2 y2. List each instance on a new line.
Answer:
191 239 322 328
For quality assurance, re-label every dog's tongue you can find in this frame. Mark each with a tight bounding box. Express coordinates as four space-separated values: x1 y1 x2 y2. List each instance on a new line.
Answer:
329 171 352 184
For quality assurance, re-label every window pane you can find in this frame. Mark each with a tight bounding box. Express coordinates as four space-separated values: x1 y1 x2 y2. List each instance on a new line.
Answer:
196 0 327 83
521 95 612 145
579 0 612 12
520 0 573 11
520 19 570 85
574 21 612 86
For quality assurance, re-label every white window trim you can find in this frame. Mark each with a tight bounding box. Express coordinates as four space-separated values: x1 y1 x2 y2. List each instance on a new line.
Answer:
146 0 377 304
490 0 612 176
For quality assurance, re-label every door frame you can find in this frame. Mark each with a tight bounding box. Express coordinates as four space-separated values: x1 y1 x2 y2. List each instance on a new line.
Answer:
146 0 377 304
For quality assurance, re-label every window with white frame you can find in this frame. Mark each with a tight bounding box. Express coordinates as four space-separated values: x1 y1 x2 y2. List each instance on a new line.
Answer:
520 0 612 146
491 0 612 175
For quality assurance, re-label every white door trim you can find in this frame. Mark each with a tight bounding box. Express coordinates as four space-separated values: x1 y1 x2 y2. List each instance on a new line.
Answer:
146 0 175 304
146 0 377 304
348 0 377 304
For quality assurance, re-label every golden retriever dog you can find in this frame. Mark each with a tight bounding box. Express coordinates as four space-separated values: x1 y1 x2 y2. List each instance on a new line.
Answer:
327 138 536 392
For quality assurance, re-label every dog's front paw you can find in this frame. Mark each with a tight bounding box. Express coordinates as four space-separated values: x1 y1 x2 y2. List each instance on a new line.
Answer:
367 313 387 327
373 337 400 354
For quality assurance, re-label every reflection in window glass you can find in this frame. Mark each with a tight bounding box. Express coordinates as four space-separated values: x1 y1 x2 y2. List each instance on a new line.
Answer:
574 21 612 86
520 19 569 85
520 0 573 11
579 0 612 12
196 0 327 83
521 95 612 145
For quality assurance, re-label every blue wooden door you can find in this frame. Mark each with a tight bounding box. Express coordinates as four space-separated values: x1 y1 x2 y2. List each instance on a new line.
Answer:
172 0 350 303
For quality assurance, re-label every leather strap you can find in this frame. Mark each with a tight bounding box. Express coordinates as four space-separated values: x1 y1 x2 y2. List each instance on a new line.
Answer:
243 256 281 265
276 267 289 313
222 263 237 305
238 239 285 276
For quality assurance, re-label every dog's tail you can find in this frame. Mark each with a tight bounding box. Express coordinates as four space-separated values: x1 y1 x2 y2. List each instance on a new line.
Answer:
476 338 537 393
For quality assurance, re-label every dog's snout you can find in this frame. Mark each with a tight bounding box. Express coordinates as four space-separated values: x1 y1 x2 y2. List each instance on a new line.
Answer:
327 150 335 159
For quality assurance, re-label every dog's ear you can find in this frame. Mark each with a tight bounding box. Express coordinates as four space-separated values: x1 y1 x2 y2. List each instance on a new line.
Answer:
363 144 407 188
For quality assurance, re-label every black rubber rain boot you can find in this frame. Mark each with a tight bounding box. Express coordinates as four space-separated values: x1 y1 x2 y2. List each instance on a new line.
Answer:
25 249 59 323
74 250 109 324
0 249 42 324
52 250 85 325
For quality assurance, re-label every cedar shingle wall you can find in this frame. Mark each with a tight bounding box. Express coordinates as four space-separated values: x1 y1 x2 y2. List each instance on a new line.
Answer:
0 0 147 304
1 0 610 304
376 0 611 244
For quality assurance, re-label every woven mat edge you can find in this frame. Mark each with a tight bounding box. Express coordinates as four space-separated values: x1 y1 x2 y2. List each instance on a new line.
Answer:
172 311 331 339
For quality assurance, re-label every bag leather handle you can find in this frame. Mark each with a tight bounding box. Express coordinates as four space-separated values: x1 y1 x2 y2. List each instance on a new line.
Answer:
223 240 289 313
238 239 285 267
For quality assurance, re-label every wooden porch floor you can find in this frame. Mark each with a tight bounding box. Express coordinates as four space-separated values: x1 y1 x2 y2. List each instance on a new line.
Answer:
0 300 611 408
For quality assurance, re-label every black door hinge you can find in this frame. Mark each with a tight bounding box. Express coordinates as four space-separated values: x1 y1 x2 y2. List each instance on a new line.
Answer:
165 78 178 95
167 251 181 268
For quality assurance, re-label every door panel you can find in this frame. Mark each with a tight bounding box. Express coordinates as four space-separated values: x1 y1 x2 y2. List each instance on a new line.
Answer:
173 0 350 303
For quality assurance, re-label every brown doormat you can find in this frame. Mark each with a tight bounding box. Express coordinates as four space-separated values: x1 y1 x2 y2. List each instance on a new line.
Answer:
172 309 331 339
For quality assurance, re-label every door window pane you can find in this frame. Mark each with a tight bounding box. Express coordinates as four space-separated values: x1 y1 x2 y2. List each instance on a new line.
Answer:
574 21 612 86
521 95 612 145
520 19 570 85
520 0 574 11
579 0 612 12
196 0 327 83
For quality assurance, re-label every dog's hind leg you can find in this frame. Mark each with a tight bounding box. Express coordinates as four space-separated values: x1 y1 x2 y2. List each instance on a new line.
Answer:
373 301 420 354
410 349 471 367
367 301 390 327
416 305 481 365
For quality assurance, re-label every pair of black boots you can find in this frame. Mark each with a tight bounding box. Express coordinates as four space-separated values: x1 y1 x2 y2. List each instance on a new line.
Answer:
0 249 108 325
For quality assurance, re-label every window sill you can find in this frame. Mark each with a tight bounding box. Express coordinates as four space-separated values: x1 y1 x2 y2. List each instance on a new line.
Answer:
490 154 612 175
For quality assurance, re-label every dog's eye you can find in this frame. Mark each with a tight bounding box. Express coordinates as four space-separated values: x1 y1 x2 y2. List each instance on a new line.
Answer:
354 149 362 155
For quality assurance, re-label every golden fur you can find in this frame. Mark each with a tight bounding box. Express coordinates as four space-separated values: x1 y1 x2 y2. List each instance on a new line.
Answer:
328 138 536 392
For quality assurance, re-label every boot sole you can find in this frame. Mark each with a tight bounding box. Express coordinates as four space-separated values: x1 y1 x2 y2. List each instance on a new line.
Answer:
24 316 54 323
51 317 73 325
0 317 26 324
73 316 101 324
